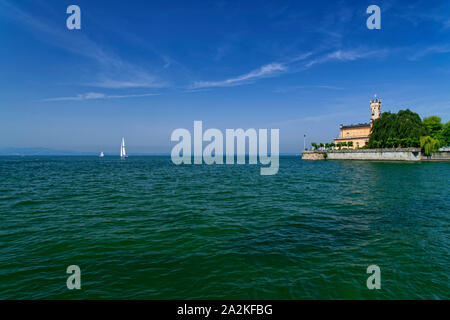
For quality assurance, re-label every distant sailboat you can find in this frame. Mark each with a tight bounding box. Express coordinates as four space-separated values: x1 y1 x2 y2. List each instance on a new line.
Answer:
120 137 128 158
99 151 104 158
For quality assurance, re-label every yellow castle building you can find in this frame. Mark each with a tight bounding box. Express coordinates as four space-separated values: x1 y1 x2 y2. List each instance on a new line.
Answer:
334 98 381 149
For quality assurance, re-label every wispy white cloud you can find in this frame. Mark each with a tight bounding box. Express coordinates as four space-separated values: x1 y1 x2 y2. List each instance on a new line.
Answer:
42 92 159 102
213 43 232 61
88 77 166 89
305 49 388 68
192 63 286 88
408 44 450 61
394 4 450 31
191 48 385 89
190 52 314 90
0 0 165 89
273 85 344 94
89 61 167 89
286 52 314 63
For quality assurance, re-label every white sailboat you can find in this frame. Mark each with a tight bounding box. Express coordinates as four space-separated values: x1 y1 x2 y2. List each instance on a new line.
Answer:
99 151 104 158
120 137 128 158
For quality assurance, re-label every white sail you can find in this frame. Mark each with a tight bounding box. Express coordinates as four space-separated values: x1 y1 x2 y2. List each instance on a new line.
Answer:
120 137 127 158
99 151 104 157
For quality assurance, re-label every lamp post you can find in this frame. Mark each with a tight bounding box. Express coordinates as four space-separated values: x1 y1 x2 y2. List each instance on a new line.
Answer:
304 134 306 150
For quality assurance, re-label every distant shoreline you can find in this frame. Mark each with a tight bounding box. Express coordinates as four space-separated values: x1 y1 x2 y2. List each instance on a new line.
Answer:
0 153 300 157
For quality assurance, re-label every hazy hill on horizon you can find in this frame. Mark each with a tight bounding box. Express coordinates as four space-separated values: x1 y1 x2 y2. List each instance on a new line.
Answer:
0 147 174 156
0 147 95 156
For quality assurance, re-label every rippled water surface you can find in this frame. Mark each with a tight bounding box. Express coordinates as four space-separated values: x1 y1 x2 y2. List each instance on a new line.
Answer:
0 156 449 299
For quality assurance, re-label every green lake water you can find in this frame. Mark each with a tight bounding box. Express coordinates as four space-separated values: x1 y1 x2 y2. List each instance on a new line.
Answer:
0 156 448 299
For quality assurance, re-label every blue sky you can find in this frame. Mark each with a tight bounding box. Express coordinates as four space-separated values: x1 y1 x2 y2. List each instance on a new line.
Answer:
1 0 450 153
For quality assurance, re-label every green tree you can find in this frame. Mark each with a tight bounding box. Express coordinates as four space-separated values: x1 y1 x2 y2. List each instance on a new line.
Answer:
400 138 407 147
386 137 394 148
372 140 381 148
405 137 419 147
319 143 324 149
420 136 440 156
311 142 318 150
423 116 443 138
369 109 427 148
439 122 450 146
347 141 354 148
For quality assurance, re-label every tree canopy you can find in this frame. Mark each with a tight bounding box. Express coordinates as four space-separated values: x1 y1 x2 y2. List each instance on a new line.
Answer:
423 116 449 147
420 136 440 156
368 109 427 148
423 116 443 136
440 122 450 146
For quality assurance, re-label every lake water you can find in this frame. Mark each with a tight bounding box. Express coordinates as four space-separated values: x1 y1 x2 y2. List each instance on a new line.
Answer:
0 156 448 299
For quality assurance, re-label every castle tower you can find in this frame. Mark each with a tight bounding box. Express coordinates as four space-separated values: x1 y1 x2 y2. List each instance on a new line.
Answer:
370 99 381 123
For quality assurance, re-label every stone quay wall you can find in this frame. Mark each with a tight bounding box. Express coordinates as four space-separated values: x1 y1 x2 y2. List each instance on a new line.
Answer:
302 148 450 161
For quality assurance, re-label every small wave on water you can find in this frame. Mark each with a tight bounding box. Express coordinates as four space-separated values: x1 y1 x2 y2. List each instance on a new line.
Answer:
0 156 449 299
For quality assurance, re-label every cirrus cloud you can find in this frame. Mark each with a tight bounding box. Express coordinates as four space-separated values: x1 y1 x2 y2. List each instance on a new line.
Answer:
42 92 159 102
191 62 286 88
